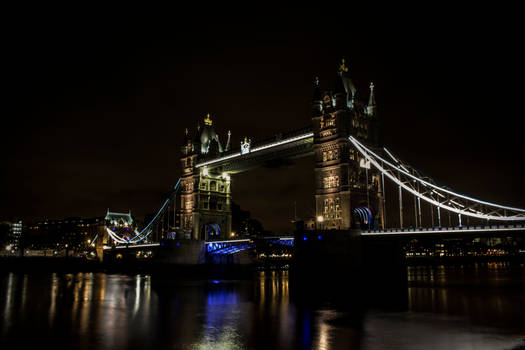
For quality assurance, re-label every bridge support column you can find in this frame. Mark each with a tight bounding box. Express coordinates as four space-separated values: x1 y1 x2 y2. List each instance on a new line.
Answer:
94 226 108 263
292 223 407 306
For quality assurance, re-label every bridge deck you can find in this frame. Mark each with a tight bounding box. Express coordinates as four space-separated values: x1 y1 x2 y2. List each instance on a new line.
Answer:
362 224 525 236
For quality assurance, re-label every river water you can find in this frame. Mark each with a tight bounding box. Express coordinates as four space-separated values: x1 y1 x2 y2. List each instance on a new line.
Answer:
1 263 525 349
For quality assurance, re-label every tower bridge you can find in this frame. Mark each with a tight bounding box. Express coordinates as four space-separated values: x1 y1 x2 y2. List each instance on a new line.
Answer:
100 60 525 266
178 59 384 241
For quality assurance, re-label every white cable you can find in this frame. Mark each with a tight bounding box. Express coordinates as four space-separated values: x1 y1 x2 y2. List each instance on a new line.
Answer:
349 137 525 221
350 136 525 214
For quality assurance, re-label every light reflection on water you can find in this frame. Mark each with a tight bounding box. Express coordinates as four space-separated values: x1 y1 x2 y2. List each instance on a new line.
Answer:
0 266 524 349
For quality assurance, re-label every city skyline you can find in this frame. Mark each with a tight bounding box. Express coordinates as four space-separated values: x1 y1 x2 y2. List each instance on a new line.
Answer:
2 11 524 233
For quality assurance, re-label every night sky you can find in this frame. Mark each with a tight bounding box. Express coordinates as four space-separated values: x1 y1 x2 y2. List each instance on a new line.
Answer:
2 8 524 233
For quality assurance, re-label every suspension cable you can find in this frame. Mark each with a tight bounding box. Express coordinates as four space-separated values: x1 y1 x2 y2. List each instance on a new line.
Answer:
349 136 525 221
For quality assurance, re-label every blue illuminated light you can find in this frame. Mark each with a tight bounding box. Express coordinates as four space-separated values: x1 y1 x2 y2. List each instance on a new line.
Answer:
176 242 180 247
318 235 322 240
303 236 307 241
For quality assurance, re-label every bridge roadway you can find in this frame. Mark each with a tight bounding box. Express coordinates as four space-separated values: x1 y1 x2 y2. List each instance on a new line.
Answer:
103 236 294 252
361 223 525 238
104 224 524 253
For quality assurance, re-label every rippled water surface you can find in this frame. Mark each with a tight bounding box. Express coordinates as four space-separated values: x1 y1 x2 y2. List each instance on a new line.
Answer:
1 264 525 349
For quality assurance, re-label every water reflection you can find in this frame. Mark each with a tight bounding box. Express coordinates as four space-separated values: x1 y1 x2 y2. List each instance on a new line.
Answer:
0 266 524 349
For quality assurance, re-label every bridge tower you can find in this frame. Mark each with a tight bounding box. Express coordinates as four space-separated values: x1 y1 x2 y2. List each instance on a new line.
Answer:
179 115 232 240
312 60 384 230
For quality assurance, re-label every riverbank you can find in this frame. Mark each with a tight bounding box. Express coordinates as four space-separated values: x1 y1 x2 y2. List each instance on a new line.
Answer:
2 255 525 274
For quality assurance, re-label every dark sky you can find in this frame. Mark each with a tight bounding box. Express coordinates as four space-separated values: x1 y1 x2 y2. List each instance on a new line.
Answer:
2 8 524 232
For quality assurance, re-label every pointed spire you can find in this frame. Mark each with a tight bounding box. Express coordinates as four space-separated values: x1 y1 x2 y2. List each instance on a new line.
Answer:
313 76 322 102
204 113 213 126
334 60 347 95
368 82 376 105
339 58 349 73
367 82 376 116
225 130 231 152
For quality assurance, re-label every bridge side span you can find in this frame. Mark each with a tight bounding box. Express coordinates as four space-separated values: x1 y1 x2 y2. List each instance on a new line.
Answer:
349 136 525 222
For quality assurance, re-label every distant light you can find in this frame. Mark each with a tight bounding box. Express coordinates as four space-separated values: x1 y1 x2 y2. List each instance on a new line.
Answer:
318 235 322 240
303 236 307 241
202 167 209 176
176 242 180 247
316 216 324 222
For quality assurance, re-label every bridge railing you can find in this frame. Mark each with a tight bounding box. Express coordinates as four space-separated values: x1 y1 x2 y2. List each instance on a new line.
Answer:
249 125 312 150
197 125 313 165
362 223 525 234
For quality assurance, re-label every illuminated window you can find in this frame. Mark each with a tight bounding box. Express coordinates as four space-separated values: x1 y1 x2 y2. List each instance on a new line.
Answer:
335 176 339 187
210 181 216 191
334 149 338 159
328 150 333 160
323 152 327 161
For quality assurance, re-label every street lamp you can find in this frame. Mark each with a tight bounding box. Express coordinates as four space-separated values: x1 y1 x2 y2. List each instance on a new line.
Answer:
316 215 324 230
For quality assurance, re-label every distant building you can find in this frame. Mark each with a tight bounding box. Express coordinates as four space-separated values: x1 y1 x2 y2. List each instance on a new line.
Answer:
105 209 136 243
10 220 22 250
0 219 23 252
105 210 134 227
26 217 105 250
